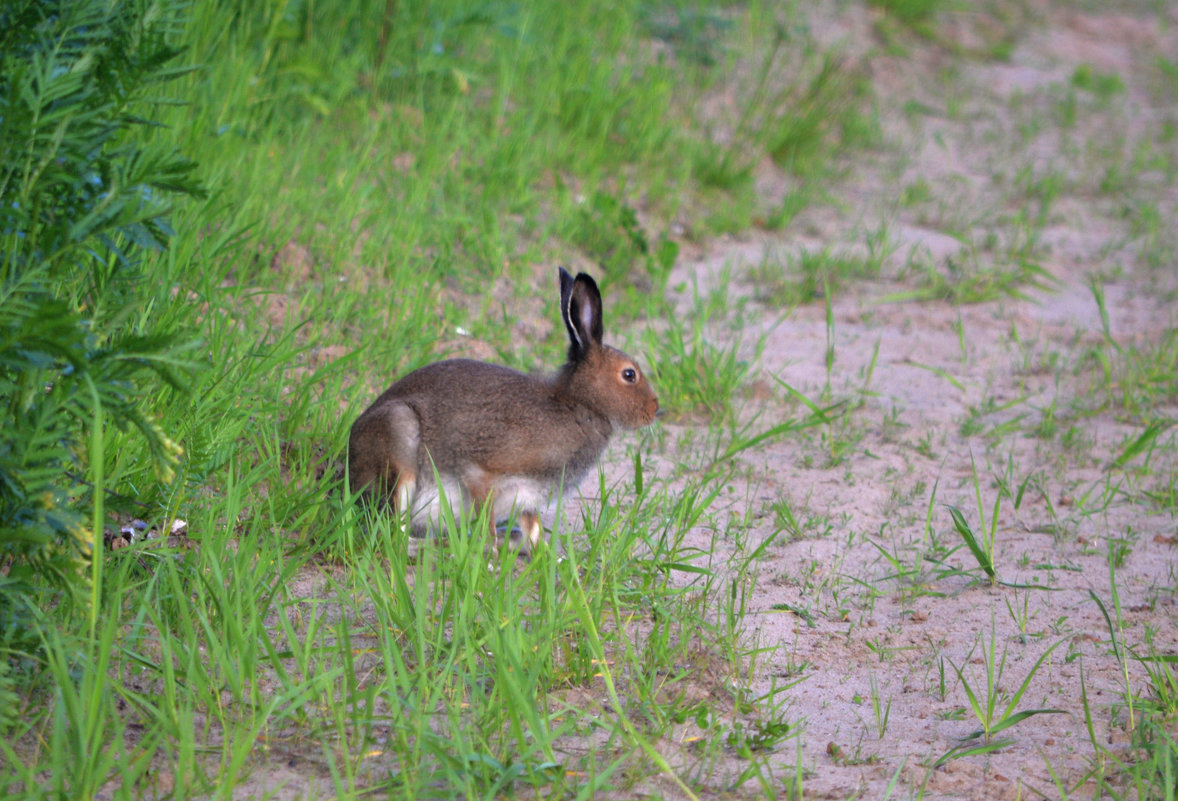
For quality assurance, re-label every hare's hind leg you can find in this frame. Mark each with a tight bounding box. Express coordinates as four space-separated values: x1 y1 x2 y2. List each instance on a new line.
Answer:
382 403 421 527
350 401 420 519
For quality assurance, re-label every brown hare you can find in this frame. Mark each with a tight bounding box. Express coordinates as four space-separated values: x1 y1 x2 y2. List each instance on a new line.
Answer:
348 268 659 552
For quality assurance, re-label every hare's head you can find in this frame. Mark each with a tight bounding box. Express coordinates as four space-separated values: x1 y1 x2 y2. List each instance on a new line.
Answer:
558 268 659 429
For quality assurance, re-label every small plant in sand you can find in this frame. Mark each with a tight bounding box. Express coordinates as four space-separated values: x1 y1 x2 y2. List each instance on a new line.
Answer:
936 616 1065 766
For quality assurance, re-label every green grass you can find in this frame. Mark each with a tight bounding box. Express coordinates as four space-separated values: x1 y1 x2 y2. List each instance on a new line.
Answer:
1 2 826 796
5 455 788 798
754 246 887 306
6 0 1178 799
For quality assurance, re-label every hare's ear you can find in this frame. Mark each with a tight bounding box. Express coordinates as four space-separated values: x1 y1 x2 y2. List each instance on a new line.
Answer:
559 268 603 360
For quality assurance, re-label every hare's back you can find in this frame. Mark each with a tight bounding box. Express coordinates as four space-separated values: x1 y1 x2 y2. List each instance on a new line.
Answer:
383 358 561 432
381 358 538 403
383 359 596 475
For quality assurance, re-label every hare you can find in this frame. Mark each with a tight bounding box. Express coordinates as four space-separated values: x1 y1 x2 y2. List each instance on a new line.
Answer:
348 268 659 552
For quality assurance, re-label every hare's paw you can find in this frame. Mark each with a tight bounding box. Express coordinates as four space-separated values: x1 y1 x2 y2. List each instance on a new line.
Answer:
502 511 542 554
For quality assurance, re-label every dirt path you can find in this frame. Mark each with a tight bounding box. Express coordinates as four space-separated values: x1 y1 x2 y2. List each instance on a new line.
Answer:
648 4 1178 798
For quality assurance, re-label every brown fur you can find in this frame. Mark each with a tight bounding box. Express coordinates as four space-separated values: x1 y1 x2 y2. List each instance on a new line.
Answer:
347 268 658 551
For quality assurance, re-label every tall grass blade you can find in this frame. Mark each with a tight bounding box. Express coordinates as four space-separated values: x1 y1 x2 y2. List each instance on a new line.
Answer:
1111 420 1171 469
946 505 995 579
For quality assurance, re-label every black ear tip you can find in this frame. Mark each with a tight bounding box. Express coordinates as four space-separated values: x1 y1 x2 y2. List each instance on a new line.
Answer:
575 271 600 293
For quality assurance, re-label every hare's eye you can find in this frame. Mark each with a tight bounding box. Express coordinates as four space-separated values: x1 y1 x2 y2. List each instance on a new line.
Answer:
621 367 638 384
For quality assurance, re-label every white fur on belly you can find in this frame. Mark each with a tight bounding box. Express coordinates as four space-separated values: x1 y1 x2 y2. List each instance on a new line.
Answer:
408 472 550 530
488 476 549 522
407 474 467 529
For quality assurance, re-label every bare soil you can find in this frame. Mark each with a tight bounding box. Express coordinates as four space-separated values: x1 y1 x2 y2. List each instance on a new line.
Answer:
632 3 1178 798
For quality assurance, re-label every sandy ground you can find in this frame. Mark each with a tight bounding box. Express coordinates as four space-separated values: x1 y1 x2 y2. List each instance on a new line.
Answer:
629 3 1178 798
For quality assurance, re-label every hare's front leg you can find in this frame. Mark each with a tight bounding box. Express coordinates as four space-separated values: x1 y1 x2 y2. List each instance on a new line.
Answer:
503 511 541 553
519 511 542 552
479 494 539 554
